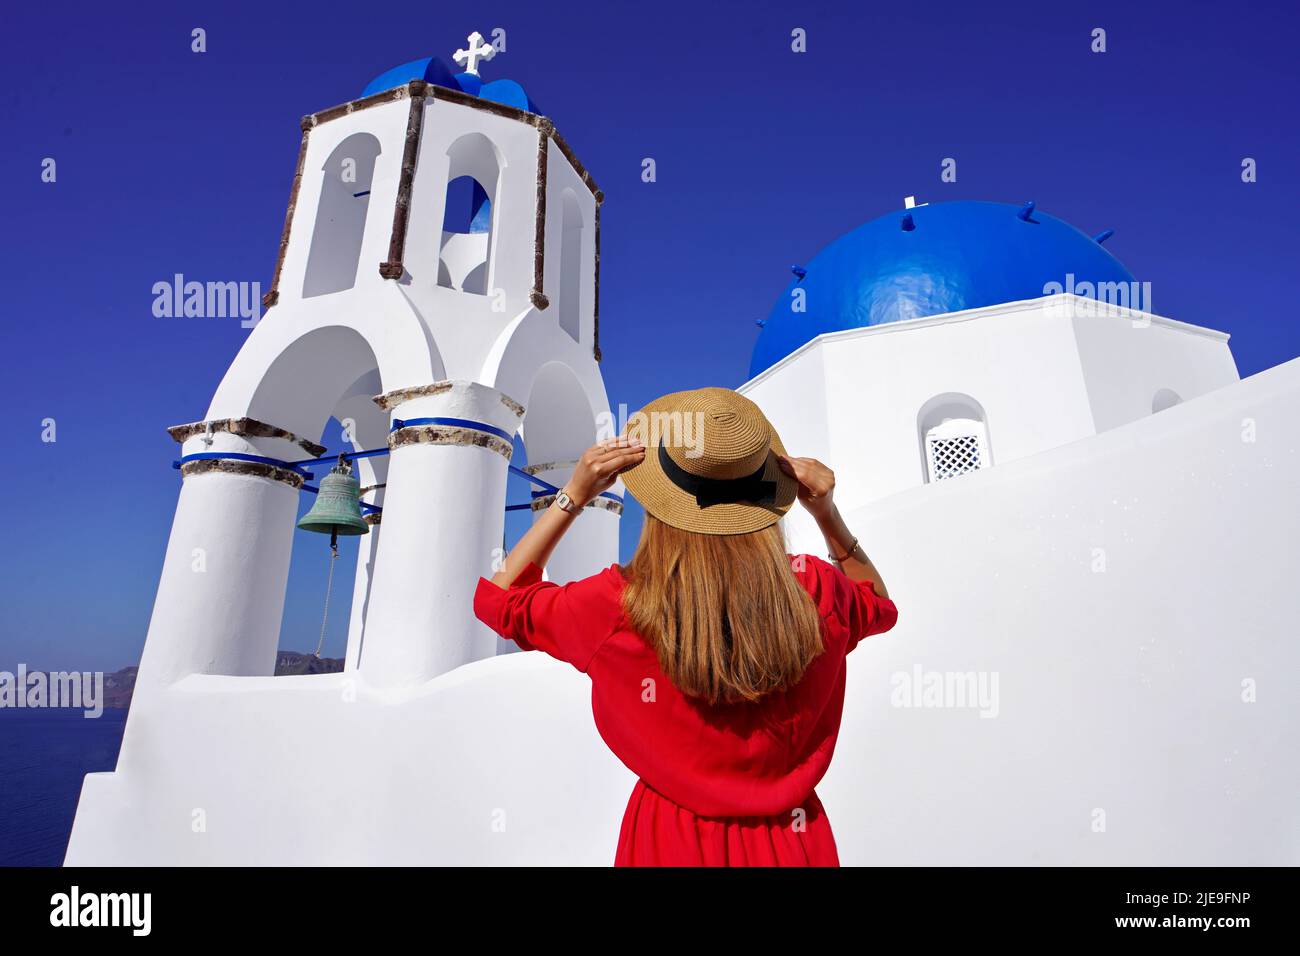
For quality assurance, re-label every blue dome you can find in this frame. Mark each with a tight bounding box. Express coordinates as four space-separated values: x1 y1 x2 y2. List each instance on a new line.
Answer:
750 200 1134 378
361 56 540 113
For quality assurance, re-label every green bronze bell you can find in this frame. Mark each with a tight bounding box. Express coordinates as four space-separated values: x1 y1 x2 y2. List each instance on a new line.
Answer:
298 455 370 538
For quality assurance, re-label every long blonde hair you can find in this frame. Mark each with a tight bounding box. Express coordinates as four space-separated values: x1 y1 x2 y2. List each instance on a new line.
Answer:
620 515 824 705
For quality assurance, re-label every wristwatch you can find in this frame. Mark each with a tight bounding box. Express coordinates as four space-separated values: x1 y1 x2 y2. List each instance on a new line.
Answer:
554 489 582 514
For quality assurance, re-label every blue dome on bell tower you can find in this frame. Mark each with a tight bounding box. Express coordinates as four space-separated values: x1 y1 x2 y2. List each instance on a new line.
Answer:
361 54 540 113
751 200 1135 378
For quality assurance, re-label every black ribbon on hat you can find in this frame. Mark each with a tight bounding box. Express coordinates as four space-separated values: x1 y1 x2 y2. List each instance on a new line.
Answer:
658 442 777 509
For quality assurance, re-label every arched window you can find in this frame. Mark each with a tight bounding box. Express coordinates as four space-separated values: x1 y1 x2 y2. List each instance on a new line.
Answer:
918 393 992 483
557 190 583 342
1152 388 1182 413
438 133 502 296
303 133 382 298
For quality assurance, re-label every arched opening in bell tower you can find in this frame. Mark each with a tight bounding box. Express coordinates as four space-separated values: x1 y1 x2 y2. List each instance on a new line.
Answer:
557 189 584 342
242 327 390 673
437 132 502 296
303 133 383 298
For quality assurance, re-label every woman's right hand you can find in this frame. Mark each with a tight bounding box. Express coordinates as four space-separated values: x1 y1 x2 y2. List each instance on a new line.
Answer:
776 454 836 519
565 437 645 506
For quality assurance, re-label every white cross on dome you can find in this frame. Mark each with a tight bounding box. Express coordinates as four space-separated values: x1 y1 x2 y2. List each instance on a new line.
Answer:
453 31 497 76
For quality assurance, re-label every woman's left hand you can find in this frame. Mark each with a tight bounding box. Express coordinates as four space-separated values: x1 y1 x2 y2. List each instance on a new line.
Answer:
565 437 645 506
776 453 837 518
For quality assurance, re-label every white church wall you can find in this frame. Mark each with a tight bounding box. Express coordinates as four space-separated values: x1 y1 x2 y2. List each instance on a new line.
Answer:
826 302 1096 505
1060 297 1239 431
745 298 1099 509
741 343 831 552
794 357 1300 865
746 295 1243 511
68 358 1300 865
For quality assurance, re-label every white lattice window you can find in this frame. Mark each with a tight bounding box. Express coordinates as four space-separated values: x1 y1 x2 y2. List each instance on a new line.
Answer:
923 416 990 482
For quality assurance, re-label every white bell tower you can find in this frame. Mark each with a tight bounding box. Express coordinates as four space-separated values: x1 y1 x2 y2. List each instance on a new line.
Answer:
132 39 618 705
67 43 640 866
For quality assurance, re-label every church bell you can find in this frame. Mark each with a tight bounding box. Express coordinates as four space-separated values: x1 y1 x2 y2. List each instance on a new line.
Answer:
298 455 371 538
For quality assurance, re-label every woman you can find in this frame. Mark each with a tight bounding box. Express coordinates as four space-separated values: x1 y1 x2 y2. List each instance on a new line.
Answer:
473 387 898 866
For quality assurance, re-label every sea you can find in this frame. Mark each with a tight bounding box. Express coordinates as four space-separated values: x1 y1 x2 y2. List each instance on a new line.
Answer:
0 709 128 866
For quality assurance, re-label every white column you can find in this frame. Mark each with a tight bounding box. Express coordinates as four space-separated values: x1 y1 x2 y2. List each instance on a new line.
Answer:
131 429 306 710
360 380 524 685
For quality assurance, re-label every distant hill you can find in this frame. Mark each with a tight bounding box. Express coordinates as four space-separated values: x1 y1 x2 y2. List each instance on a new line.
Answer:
92 652 345 709
103 666 138 709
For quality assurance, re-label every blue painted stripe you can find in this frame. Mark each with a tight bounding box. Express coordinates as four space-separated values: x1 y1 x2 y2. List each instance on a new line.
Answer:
175 432 626 518
173 452 314 479
508 464 622 503
509 464 558 494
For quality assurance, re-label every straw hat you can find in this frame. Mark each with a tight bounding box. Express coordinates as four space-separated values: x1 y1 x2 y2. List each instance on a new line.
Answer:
619 387 797 535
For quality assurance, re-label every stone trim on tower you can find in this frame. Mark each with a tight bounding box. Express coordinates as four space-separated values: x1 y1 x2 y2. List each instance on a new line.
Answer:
178 458 306 489
388 423 514 460
521 459 577 476
372 381 524 418
529 493 622 515
592 193 603 362
371 381 454 410
531 122 551 311
298 82 603 200
548 128 601 198
522 461 622 513
167 417 326 457
379 80 429 280
262 123 312 309
304 84 414 127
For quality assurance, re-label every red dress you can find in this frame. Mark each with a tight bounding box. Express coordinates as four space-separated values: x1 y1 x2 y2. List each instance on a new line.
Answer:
472 554 899 866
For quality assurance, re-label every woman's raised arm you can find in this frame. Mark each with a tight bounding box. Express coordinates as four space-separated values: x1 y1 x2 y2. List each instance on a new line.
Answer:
777 454 889 599
490 437 645 589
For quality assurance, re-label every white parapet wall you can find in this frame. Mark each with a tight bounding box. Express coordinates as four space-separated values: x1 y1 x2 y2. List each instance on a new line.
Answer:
67 358 1300 865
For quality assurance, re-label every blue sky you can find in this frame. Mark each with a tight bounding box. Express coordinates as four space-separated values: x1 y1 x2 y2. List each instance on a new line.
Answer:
3 0 1297 670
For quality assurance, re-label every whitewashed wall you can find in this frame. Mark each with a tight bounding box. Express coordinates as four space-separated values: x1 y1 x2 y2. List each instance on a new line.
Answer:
68 358 1299 865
